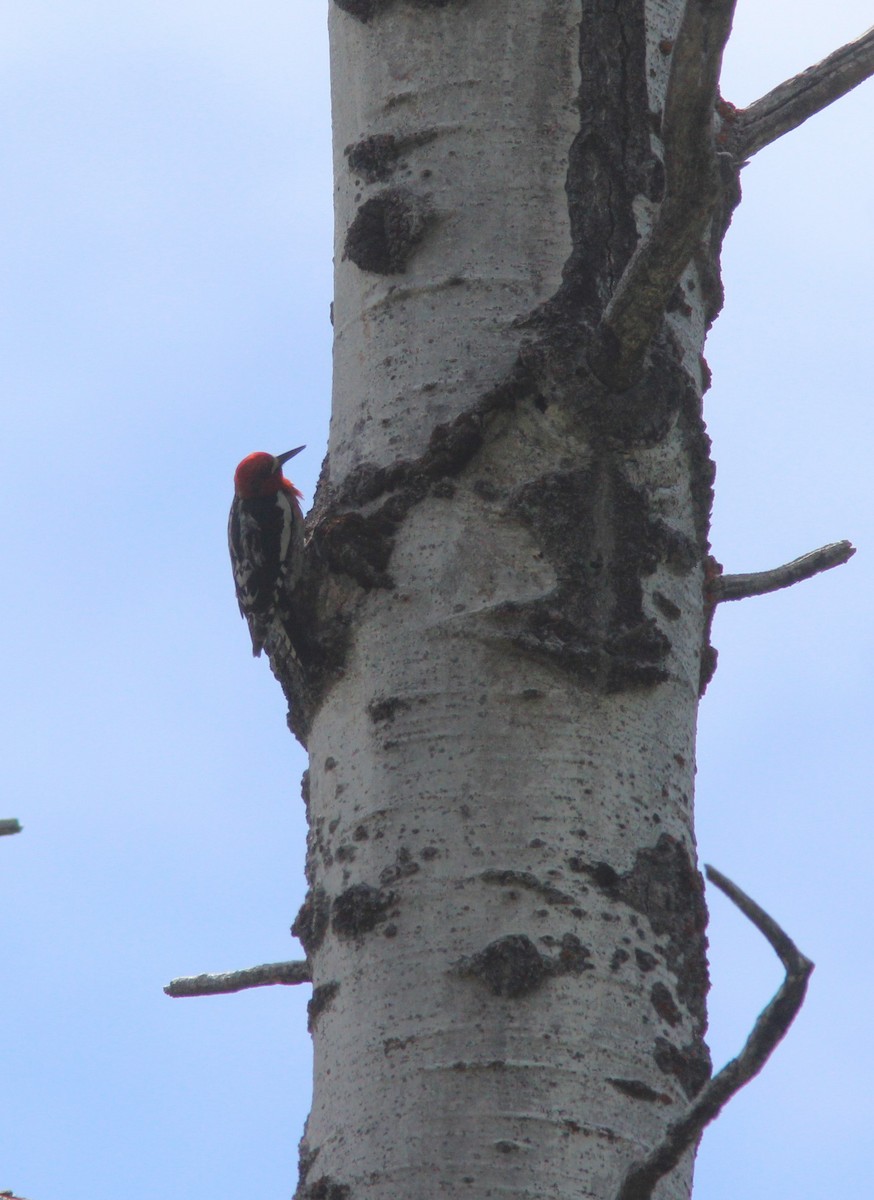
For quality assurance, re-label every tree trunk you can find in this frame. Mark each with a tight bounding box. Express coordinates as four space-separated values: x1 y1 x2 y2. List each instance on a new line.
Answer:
264 4 862 1199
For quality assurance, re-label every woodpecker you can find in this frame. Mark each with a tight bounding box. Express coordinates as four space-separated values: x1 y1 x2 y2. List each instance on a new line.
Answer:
229 446 305 657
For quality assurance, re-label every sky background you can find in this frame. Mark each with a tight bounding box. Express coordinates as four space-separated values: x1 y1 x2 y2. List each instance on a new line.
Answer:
1 3 871 1198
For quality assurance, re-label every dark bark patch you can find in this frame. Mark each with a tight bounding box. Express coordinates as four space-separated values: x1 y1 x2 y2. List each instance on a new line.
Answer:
556 0 652 312
481 869 576 907
307 981 340 1032
299 1177 351 1200
590 862 620 889
380 846 420 886
384 1034 416 1055
345 129 440 183
334 0 459 17
456 931 591 998
653 591 681 621
368 695 411 723
332 0 386 21
457 934 550 998
635 948 658 973
296 1141 320 1194
312 510 395 589
425 410 484 478
508 459 686 690
610 947 630 971
292 887 330 956
607 1077 672 1104
332 883 397 939
650 981 682 1027
653 1035 712 1098
576 834 709 1034
699 643 718 696
556 932 593 974
473 477 501 501
344 187 431 274
346 133 401 182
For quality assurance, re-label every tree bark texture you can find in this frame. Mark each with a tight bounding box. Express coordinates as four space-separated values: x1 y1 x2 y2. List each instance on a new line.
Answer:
284 3 741 1199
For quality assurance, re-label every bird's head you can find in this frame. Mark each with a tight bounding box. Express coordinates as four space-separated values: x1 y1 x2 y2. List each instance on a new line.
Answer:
233 447 305 500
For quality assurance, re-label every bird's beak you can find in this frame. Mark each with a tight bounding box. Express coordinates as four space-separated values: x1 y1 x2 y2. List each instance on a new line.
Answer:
275 446 305 466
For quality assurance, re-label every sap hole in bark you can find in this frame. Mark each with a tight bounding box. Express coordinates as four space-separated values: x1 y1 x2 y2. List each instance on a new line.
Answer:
610 947 630 971
332 883 397 939
307 981 340 1032
324 756 336 771
344 188 431 275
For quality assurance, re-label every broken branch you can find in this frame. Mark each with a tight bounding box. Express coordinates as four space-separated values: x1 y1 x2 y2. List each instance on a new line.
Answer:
589 0 738 390
732 26 874 160
164 959 311 998
708 539 854 603
615 865 813 1200
0 819 22 836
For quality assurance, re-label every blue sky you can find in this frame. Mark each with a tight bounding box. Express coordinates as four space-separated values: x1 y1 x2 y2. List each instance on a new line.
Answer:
1 4 871 1198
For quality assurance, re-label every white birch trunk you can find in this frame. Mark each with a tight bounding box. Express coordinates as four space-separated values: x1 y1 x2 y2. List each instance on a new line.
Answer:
292 3 721 1198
